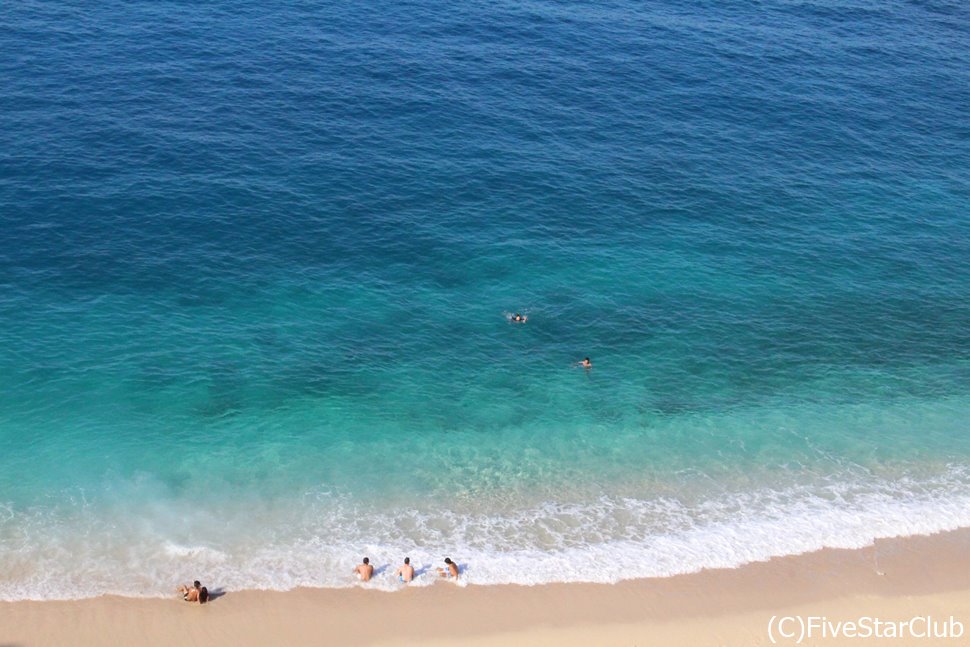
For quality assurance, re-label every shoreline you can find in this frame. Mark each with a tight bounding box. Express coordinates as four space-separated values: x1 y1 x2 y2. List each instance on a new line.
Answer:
4 527 970 646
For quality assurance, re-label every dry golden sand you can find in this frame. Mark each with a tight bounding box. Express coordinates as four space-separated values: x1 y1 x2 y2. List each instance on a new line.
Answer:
3 528 970 646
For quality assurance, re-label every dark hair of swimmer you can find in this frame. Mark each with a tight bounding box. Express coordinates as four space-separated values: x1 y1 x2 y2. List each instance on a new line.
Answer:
199 586 209 604
404 557 410 564
363 557 369 564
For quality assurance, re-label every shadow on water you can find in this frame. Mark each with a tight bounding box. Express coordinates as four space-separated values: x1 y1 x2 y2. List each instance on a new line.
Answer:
371 565 389 578
413 565 432 579
205 587 227 602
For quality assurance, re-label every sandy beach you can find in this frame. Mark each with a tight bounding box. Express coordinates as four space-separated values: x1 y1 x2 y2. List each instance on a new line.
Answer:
4 528 970 646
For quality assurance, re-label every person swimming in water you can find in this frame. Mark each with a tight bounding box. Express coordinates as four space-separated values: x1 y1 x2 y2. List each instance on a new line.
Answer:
511 313 527 323
577 357 592 369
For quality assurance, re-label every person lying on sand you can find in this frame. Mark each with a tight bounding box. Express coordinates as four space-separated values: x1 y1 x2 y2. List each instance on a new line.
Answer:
177 581 208 603
395 556 415 583
353 556 374 581
436 557 459 580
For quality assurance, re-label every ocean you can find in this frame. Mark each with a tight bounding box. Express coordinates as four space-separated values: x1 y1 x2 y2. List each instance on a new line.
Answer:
1 0 969 599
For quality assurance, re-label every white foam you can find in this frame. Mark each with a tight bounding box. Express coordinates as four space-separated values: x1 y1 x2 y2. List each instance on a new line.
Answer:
3 467 970 600
162 542 228 561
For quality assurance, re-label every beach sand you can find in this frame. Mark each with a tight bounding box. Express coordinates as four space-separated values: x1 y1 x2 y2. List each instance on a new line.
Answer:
4 528 970 646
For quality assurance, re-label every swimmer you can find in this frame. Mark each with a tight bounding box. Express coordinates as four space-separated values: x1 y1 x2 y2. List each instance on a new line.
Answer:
353 556 374 582
511 313 527 323
177 580 208 603
436 557 459 580
395 556 415 583
576 357 592 369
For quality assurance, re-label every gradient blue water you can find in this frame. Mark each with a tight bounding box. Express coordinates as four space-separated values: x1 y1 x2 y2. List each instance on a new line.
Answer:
2 0 970 598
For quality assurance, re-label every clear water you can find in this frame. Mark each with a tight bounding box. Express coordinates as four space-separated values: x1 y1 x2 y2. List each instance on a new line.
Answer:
1 0 969 599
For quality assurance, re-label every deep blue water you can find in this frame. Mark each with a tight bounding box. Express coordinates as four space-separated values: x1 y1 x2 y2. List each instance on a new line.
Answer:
1 0 970 598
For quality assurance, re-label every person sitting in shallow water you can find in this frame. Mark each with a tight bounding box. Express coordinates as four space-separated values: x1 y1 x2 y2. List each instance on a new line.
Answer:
177 580 208 603
395 556 415 583
436 557 459 580
511 313 527 323
353 556 374 581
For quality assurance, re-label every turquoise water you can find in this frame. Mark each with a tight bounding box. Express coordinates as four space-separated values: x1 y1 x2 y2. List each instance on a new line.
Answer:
1 0 970 598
